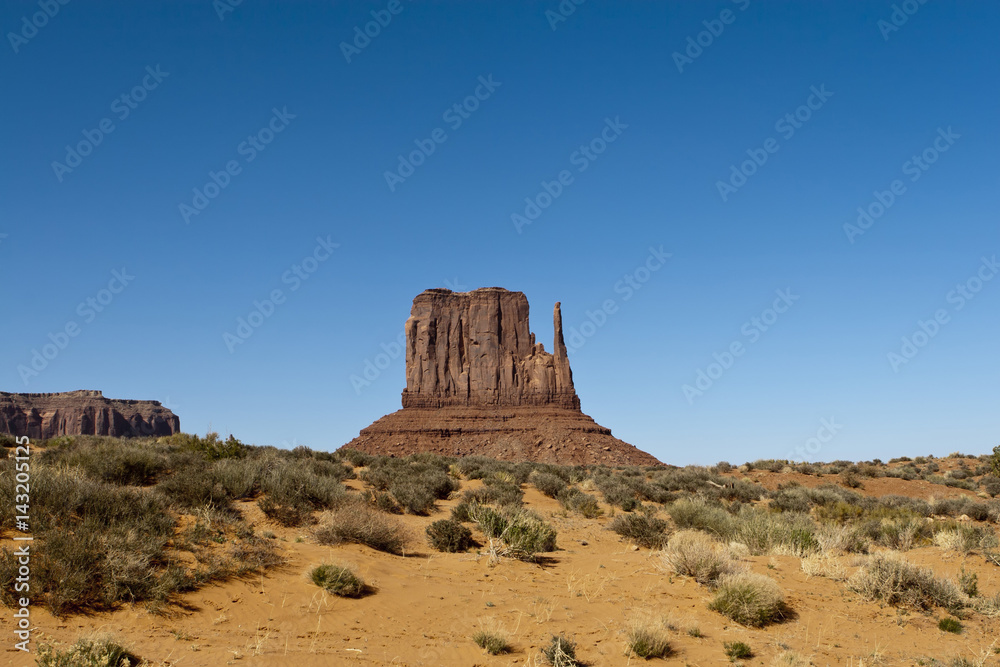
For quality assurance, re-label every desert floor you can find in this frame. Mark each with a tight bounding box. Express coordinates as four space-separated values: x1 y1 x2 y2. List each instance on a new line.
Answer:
3 464 999 666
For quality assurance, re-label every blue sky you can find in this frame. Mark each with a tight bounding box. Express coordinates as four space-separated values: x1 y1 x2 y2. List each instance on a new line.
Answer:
3 1 998 465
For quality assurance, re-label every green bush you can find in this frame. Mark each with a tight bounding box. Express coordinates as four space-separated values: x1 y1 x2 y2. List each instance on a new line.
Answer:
426 519 474 552
472 629 511 655
667 497 734 537
709 573 786 627
470 505 556 560
608 513 669 549
626 619 671 658
938 617 962 634
390 479 437 514
542 634 579 666
530 470 568 498
558 487 603 517
723 641 753 661
36 634 138 667
310 564 365 597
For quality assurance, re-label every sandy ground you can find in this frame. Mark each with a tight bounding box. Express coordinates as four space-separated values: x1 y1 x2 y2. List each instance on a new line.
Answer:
3 468 999 666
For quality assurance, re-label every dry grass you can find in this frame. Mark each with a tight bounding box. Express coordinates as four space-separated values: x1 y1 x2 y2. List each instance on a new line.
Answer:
709 572 786 627
800 553 848 581
847 552 965 611
662 530 742 585
313 502 412 555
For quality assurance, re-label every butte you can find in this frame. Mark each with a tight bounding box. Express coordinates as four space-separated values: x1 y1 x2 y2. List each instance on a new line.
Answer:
343 287 660 466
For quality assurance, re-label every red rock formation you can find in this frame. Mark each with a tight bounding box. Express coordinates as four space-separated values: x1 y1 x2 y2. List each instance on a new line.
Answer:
0 390 180 439
344 288 660 466
401 288 578 409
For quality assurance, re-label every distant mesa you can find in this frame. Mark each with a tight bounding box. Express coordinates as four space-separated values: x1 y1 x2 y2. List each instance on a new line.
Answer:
0 390 180 439
344 287 660 466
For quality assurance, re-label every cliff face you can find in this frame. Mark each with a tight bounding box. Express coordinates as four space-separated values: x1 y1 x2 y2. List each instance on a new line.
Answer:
401 288 579 409
0 390 180 439
345 288 660 466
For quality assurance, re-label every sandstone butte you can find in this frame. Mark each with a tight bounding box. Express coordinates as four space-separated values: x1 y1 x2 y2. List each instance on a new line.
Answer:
343 287 661 466
0 389 180 439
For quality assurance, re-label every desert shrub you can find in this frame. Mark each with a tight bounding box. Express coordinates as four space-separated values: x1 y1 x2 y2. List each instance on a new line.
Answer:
938 617 962 633
213 457 264 499
462 481 524 508
715 461 733 473
980 476 1000 497
390 479 437 514
530 470 568 498
40 438 169 486
815 522 869 554
840 470 863 488
663 530 740 585
336 448 373 467
473 628 511 655
731 506 818 556
254 458 349 523
557 487 602 518
800 553 848 580
229 534 283 572
313 503 412 555
709 573 786 627
258 496 313 527
310 564 365 597
156 465 232 510
724 641 753 661
667 497 734 537
426 519 474 552
609 513 669 549
933 524 999 553
36 634 138 667
542 634 579 666
171 432 249 461
769 487 812 513
750 459 786 473
626 616 671 658
593 473 640 510
367 490 403 514
848 553 965 611
957 567 978 597
470 505 556 559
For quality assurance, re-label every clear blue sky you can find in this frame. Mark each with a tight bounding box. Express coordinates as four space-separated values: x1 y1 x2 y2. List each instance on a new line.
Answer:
3 1 998 465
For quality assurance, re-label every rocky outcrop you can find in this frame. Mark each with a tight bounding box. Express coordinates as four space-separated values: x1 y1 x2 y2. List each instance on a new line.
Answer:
345 288 660 466
401 288 579 409
0 390 180 439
